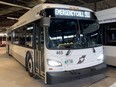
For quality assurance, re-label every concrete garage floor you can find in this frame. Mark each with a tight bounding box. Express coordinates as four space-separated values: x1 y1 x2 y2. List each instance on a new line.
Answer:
0 47 116 87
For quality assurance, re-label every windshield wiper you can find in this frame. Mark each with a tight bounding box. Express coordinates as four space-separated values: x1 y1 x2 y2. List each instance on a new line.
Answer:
93 47 96 53
66 49 71 56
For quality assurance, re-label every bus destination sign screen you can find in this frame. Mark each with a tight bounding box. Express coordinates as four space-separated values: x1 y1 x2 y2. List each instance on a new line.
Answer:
55 9 90 18
40 8 96 19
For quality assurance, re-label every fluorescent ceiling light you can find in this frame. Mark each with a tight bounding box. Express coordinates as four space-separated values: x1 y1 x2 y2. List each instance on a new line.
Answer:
7 17 18 20
0 33 7 36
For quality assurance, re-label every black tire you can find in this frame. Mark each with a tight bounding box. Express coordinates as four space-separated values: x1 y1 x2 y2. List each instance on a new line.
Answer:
27 54 35 77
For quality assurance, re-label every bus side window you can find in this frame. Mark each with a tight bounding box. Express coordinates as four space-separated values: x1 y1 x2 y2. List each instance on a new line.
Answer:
40 29 44 44
25 25 34 48
18 27 26 46
13 31 19 45
7 33 11 42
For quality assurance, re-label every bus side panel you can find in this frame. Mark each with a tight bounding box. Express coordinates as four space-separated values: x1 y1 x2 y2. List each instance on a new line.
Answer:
104 46 116 66
11 45 34 66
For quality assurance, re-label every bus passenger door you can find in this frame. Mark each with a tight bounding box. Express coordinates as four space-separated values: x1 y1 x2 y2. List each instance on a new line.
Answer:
36 25 45 77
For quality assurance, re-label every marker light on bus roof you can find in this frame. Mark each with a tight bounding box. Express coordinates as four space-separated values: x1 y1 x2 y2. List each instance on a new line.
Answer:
69 7 79 10
47 59 62 67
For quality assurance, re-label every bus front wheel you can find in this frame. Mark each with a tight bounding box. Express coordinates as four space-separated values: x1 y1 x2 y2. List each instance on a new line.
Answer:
27 56 34 77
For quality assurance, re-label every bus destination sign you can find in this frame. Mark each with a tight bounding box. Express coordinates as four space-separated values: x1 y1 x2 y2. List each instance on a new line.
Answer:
55 8 90 18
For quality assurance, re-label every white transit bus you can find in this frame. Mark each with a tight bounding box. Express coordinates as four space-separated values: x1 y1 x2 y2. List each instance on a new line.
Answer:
7 3 106 84
96 7 116 66
0 33 6 47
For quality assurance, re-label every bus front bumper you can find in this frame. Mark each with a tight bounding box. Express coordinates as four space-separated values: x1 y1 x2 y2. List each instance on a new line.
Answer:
46 63 107 84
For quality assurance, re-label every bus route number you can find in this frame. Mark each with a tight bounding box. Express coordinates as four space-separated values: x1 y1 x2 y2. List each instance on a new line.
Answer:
56 51 63 55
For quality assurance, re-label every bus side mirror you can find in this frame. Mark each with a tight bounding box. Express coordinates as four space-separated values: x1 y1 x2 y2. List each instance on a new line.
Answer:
41 17 50 27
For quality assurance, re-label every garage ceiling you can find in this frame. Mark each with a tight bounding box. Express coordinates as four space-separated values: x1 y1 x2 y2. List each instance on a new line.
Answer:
0 0 116 33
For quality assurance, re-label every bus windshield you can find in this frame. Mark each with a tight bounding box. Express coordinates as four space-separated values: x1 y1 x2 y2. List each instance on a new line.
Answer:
46 18 102 49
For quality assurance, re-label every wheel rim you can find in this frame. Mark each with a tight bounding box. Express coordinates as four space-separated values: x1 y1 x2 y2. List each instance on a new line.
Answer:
28 59 33 73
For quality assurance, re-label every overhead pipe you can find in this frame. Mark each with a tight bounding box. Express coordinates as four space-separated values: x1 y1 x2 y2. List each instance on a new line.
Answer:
0 1 31 10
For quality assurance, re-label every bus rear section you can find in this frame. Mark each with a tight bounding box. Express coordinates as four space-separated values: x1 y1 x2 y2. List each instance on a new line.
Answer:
99 23 116 66
96 7 116 66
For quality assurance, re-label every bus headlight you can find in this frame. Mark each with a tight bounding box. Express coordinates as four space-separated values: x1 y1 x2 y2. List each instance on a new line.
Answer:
97 54 104 60
47 59 62 67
